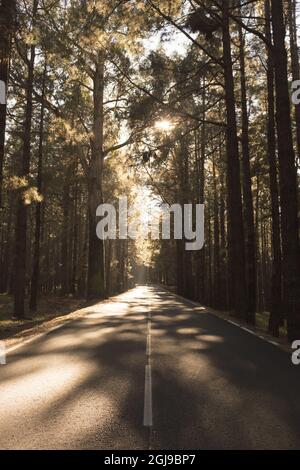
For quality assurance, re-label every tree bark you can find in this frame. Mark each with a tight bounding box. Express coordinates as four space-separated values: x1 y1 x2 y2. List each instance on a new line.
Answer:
0 0 15 207
13 0 38 318
288 0 300 167
29 60 47 311
265 0 282 337
238 8 256 323
213 156 221 308
87 51 105 299
222 0 247 319
61 176 71 293
197 80 206 302
219 154 228 309
71 167 79 296
271 0 300 342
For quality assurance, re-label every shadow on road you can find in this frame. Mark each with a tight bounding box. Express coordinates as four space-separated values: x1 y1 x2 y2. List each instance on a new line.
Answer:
0 286 300 449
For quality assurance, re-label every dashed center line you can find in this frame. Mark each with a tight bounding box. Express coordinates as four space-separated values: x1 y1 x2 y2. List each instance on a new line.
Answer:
143 364 153 427
146 333 151 356
143 298 153 428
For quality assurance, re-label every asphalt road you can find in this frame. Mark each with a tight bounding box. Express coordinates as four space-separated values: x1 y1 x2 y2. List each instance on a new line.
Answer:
0 285 300 450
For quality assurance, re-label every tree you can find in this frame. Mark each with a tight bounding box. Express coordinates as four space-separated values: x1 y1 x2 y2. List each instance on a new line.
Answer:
238 0 256 322
288 0 300 166
271 0 300 341
13 0 39 318
29 59 47 311
0 0 16 207
221 0 247 319
264 0 282 337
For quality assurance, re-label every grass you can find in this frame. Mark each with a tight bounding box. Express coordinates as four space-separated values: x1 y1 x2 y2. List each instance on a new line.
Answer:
256 311 288 338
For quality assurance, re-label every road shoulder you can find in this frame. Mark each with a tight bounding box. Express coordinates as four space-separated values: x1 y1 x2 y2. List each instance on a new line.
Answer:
158 285 292 355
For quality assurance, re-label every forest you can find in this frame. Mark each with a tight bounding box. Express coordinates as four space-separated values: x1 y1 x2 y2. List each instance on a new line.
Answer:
0 0 299 344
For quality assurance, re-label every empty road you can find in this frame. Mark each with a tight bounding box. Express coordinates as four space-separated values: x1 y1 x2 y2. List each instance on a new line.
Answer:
0 285 300 450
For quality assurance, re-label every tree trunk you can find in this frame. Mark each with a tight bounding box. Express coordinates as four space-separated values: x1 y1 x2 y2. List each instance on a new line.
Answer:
87 51 105 299
106 239 111 296
0 0 15 207
71 168 78 296
197 80 206 302
29 60 47 311
213 156 221 308
221 0 247 319
61 176 70 294
0 193 13 292
288 0 300 167
238 8 256 323
265 0 282 337
271 0 300 342
13 0 38 318
206 198 213 306
219 155 228 309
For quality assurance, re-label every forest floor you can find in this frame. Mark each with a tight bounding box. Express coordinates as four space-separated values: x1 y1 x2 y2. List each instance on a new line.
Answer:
0 293 87 348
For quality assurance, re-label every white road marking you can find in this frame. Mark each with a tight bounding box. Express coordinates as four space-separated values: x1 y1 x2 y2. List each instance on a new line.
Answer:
6 323 69 355
143 364 153 427
241 327 256 335
143 297 153 427
146 333 151 356
268 340 280 347
163 287 288 352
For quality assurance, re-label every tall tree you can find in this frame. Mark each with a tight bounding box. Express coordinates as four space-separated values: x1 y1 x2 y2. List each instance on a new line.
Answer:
265 0 282 337
221 0 247 319
288 0 300 166
0 0 16 207
13 0 39 318
87 50 105 298
271 0 300 341
238 4 256 322
29 59 47 311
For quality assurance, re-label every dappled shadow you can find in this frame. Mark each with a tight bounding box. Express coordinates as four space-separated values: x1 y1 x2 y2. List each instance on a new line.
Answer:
148 288 300 449
0 285 300 449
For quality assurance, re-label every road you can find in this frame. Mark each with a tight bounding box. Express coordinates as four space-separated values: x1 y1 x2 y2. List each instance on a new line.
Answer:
0 285 300 450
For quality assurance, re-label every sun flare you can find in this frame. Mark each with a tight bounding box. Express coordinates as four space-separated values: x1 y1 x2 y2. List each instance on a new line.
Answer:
154 119 175 132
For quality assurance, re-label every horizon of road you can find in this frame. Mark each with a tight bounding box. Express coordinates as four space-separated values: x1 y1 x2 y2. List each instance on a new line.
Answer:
0 285 300 450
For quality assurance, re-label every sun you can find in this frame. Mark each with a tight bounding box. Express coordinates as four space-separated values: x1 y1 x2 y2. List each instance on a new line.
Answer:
154 119 175 132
